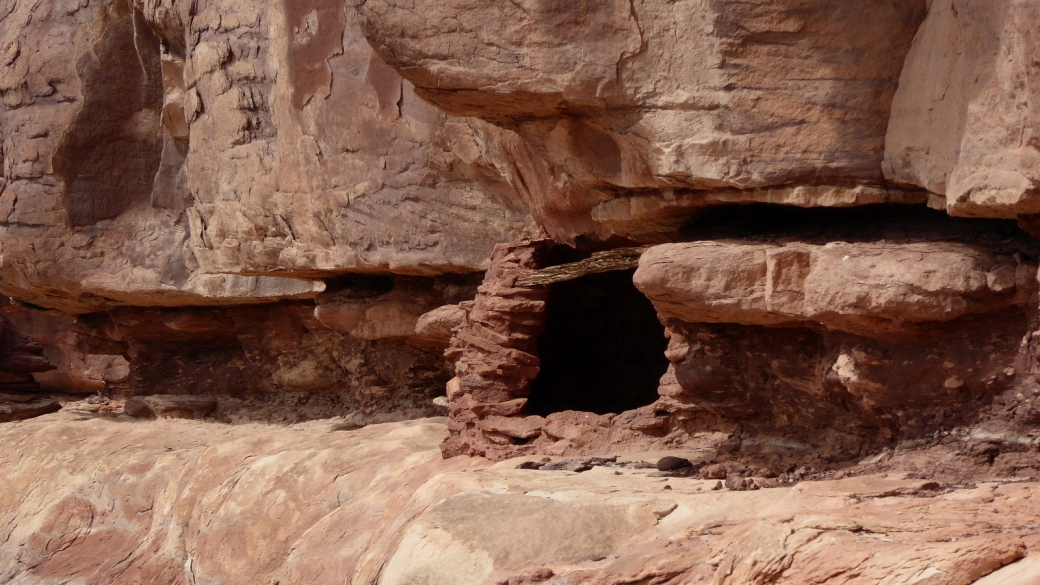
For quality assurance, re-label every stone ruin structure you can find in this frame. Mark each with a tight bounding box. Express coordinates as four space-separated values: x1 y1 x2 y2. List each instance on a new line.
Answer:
1 0 1040 472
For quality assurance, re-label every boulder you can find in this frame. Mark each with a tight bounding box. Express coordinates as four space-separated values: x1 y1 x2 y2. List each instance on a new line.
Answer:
655 456 692 471
315 298 429 341
413 304 467 346
123 397 154 418
0 396 60 422
141 395 217 419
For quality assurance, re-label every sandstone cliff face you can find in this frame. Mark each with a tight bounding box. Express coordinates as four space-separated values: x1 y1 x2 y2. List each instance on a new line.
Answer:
355 0 927 192
347 0 1040 465
0 0 565 415
5 0 1040 581
0 0 556 317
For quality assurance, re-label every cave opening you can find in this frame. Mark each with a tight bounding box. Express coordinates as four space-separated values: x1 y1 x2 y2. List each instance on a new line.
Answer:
525 270 669 417
678 203 1040 257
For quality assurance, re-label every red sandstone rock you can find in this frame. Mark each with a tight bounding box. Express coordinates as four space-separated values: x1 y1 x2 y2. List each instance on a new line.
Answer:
1 299 125 395
0 415 1037 585
0 0 556 317
0 396 60 422
142 395 216 419
123 397 153 418
0 312 55 394
68 301 453 419
634 240 1037 337
413 304 467 346
442 238 552 458
701 464 728 480
3 4 1040 582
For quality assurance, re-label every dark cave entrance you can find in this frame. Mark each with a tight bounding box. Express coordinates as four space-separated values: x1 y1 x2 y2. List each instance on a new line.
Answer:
525 270 669 417
677 203 1039 255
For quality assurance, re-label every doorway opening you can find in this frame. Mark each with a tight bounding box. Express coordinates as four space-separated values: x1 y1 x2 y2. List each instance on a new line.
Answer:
525 270 669 416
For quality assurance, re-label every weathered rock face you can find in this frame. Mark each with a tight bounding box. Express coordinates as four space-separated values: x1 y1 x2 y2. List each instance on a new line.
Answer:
70 297 455 421
0 301 63 419
426 200 1040 462
4 0 1040 538
8 0 1040 579
440 238 551 458
355 0 927 193
0 0 346 314
619 205 1040 460
634 240 1036 337
0 311 54 391
143 0 546 277
884 0 1040 218
654 313 1031 462
1 297 127 395
0 0 580 404
0 0 559 317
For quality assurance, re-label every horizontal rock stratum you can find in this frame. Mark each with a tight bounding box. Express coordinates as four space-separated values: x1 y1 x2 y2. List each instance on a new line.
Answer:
634 240 1037 337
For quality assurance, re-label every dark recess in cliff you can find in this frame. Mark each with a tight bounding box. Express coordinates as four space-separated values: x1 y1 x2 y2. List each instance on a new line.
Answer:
52 3 164 226
679 204 1039 254
526 270 668 416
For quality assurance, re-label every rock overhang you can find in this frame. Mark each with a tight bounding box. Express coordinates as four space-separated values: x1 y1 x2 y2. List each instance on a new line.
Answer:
634 240 1037 338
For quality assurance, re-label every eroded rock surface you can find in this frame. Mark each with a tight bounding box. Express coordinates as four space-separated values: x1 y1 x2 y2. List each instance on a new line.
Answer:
0 312 54 392
355 0 927 194
0 0 558 317
1 297 127 394
885 0 1040 218
4 3 1040 579
1 415 1039 585
441 238 551 458
634 240 1036 337
0 0 337 314
68 299 454 420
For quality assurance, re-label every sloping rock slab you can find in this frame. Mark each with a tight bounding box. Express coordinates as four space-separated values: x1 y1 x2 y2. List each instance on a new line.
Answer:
0 396 60 423
0 415 1038 584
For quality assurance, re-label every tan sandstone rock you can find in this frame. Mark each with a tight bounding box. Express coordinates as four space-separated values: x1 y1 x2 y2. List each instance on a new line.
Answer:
0 414 1037 585
413 304 467 347
884 0 1040 218
0 0 571 315
355 0 927 194
0 0 341 314
634 240 1036 337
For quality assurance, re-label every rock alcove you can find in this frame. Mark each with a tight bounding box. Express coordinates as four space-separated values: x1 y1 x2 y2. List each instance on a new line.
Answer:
525 270 668 417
